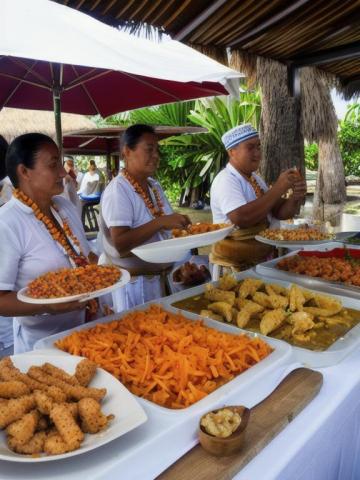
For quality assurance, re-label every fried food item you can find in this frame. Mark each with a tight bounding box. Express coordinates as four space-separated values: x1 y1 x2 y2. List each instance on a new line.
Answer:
303 307 340 317
7 431 47 455
0 395 36 428
75 359 97 387
265 284 289 297
207 302 233 322
44 432 72 455
34 390 54 415
252 292 273 309
0 381 30 398
6 410 40 445
236 310 251 328
267 294 289 309
42 363 79 386
237 299 265 316
78 398 112 434
46 385 67 403
200 309 224 322
260 309 287 335
313 294 342 314
319 315 353 328
27 366 106 402
238 279 263 299
0 365 48 392
172 223 227 238
259 227 331 241
287 312 315 335
218 274 238 291
50 404 84 450
204 284 236 305
289 284 306 312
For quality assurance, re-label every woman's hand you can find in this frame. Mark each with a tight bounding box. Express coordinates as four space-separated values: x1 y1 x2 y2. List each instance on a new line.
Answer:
157 213 191 230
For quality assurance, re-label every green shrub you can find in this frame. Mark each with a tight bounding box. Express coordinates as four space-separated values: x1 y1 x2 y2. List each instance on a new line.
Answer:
338 121 360 176
304 143 318 171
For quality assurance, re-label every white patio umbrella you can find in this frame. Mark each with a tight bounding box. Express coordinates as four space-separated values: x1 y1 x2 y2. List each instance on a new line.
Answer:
1 0 242 156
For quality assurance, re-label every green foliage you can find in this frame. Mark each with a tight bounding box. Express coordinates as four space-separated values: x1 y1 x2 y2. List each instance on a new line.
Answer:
304 143 318 171
338 118 360 176
97 91 261 204
344 103 360 124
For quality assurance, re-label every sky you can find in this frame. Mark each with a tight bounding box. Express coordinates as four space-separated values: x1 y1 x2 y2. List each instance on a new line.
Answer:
331 89 351 120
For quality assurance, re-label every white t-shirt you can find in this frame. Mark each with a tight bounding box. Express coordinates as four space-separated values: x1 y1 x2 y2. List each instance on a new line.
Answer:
0 195 90 353
79 171 103 196
0 177 13 206
210 163 270 223
100 174 173 270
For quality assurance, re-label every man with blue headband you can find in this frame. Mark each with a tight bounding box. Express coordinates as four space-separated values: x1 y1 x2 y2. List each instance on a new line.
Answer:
210 124 306 270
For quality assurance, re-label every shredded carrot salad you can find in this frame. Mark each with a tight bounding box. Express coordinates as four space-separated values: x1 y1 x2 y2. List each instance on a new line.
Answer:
55 305 273 409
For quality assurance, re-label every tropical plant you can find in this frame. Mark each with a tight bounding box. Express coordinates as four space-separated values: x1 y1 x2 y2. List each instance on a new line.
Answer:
344 103 360 124
163 92 261 204
304 143 319 171
338 120 360 176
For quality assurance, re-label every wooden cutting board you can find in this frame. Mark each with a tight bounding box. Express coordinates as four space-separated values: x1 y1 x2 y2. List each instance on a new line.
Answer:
158 368 323 480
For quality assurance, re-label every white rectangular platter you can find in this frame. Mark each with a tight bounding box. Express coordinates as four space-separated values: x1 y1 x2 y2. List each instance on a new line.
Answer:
20 301 293 480
161 269 360 368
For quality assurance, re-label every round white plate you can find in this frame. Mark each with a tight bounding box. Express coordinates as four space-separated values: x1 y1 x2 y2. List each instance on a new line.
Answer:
131 225 234 263
255 235 334 248
17 268 130 304
0 353 147 462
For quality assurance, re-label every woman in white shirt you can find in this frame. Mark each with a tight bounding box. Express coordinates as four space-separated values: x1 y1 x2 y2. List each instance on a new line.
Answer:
0 133 93 353
100 124 190 310
210 124 307 269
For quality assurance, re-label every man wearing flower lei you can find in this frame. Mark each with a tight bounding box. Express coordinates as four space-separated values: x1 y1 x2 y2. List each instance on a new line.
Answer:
210 124 307 270
0 133 96 353
100 124 190 310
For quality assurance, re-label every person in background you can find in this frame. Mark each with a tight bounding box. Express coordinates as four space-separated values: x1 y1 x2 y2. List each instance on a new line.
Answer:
62 155 82 215
0 133 97 353
210 124 307 270
79 159 104 198
0 135 14 356
99 124 190 310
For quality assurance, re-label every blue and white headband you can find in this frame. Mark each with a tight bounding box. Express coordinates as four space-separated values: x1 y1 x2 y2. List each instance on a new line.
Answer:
221 124 259 150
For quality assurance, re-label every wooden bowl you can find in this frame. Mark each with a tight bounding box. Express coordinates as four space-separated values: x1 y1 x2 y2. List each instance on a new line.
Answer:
198 406 250 457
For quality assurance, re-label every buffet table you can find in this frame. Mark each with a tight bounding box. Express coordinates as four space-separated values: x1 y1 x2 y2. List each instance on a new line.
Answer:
1 347 360 480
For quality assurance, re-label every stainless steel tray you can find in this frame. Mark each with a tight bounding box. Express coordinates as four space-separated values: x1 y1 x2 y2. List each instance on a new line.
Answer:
255 251 360 301
163 269 360 367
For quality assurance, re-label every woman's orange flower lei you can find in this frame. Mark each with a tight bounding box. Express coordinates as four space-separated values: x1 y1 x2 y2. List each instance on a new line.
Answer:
13 189 88 267
122 169 165 218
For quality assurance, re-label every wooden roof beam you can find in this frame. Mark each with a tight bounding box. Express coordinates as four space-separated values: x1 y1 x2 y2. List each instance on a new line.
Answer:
174 0 228 41
292 41 360 67
228 0 312 48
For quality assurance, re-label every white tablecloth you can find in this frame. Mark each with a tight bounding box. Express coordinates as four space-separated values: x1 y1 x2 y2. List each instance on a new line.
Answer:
1 349 360 480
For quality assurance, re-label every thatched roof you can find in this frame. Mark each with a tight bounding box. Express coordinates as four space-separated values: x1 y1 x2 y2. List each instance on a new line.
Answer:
0 108 96 144
55 0 360 98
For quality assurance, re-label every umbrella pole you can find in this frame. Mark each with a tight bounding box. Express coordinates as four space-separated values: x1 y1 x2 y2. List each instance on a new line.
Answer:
53 86 63 161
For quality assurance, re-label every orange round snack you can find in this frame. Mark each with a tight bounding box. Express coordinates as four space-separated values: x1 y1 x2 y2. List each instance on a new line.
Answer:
259 228 331 242
26 265 121 299
172 223 228 238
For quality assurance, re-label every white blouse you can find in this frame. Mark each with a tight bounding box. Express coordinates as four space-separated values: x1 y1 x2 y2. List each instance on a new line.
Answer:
100 174 173 269
210 163 270 223
0 195 90 353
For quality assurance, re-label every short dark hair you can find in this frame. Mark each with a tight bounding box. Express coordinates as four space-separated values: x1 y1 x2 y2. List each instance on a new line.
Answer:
0 135 9 181
121 124 156 151
5 133 57 188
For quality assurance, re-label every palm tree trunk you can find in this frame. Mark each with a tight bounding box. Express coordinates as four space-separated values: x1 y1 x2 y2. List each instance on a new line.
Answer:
313 139 346 223
257 58 304 184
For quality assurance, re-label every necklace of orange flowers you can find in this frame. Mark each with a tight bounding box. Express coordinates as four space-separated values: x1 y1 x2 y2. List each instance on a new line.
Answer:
240 173 264 199
122 168 165 218
13 189 88 267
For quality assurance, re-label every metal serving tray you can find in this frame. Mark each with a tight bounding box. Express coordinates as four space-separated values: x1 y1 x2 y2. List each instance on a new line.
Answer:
162 270 360 368
256 251 360 301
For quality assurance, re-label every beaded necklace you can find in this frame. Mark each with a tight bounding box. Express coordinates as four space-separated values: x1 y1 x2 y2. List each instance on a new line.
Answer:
122 169 165 218
13 189 88 267
248 176 265 198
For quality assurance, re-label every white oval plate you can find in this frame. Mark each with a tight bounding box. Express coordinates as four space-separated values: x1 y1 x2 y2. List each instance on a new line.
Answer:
17 268 130 304
0 353 147 462
132 225 233 263
255 235 334 248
